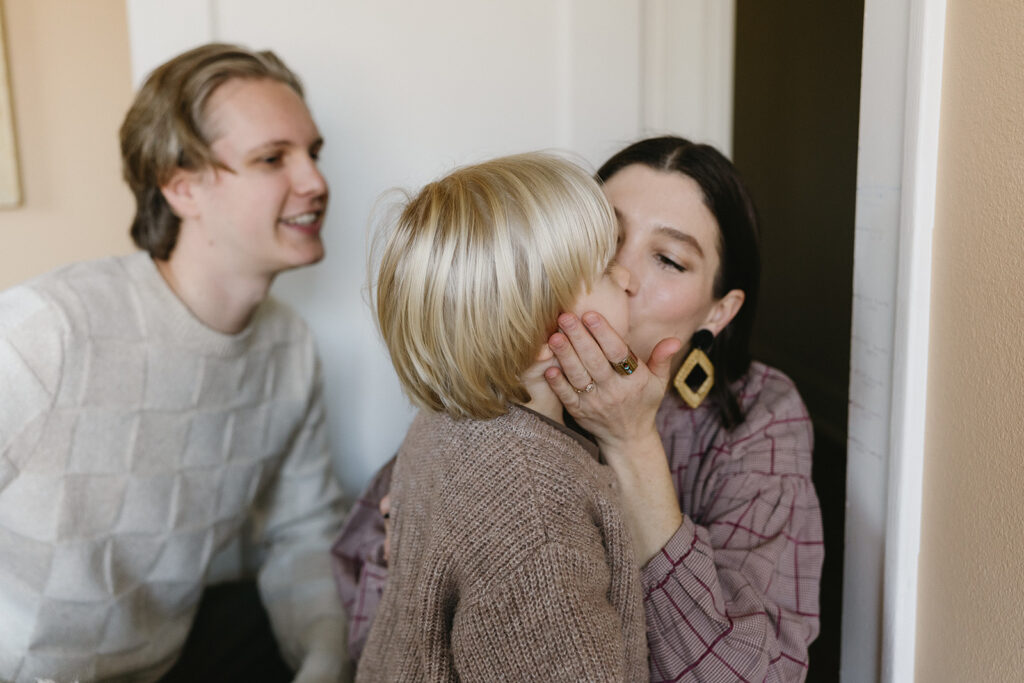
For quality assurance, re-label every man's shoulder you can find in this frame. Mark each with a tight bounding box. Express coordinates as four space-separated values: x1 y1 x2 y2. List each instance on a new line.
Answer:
1 253 144 327
0 261 133 444
15 252 139 290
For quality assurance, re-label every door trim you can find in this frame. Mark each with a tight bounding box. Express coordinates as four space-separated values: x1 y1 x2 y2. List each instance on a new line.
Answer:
640 0 735 156
844 0 947 681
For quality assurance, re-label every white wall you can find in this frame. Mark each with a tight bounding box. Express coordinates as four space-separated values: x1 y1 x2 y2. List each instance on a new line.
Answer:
126 0 733 497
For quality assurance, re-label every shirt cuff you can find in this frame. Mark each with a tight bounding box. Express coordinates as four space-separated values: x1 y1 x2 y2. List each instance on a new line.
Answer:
640 514 699 591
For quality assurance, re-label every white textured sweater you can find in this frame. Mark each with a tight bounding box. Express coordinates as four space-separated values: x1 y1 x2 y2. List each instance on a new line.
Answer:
0 253 347 682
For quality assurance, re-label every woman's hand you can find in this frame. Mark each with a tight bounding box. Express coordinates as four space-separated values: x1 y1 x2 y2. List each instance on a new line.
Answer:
544 312 679 450
544 311 684 562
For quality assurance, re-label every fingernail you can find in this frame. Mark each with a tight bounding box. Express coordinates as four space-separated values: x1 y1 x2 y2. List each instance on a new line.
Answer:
544 367 559 380
549 334 566 349
582 312 600 327
559 314 578 330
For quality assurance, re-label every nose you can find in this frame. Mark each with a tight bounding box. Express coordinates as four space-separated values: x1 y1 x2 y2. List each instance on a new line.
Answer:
611 261 631 291
293 155 328 198
615 242 639 296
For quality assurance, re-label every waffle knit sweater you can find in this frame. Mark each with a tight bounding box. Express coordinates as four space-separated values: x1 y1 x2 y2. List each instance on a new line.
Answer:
0 252 347 682
356 406 648 683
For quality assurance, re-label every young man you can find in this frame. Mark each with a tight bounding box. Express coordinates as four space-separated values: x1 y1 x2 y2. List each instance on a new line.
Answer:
0 44 348 682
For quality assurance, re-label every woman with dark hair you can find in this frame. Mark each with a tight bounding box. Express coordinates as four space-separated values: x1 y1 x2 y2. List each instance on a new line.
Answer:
334 137 823 682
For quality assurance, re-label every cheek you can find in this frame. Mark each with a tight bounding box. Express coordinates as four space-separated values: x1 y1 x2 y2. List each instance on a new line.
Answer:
629 279 712 355
605 292 630 337
571 283 629 336
647 286 703 332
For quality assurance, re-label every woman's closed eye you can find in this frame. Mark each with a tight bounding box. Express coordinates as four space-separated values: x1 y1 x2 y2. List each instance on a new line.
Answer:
657 253 687 272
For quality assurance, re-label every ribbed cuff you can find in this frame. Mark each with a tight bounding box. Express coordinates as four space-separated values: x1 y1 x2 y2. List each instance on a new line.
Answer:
641 514 699 592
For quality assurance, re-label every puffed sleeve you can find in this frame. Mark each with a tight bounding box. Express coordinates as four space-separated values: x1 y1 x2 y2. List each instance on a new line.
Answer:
330 456 394 660
643 379 823 682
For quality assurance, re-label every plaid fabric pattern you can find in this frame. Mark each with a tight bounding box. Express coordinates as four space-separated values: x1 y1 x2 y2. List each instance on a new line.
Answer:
644 362 822 682
0 254 347 682
331 456 393 661
333 362 822 681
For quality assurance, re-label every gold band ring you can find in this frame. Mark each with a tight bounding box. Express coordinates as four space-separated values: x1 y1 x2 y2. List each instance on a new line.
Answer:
611 349 639 376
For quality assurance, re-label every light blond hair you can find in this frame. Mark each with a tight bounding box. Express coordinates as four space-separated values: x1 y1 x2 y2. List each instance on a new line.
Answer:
372 152 617 420
119 43 305 259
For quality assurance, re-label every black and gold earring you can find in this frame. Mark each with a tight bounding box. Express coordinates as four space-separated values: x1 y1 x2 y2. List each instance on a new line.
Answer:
673 329 714 409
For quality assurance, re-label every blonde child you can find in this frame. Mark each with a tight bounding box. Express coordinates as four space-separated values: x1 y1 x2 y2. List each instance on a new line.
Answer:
357 153 648 682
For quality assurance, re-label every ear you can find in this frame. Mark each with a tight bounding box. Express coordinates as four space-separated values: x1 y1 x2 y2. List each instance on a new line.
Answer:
159 168 202 221
702 288 745 337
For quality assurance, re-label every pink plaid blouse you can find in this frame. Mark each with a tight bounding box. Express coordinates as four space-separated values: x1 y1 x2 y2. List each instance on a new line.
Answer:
332 361 823 682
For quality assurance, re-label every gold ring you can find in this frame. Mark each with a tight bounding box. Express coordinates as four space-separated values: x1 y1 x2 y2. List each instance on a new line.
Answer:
611 349 639 376
574 381 596 394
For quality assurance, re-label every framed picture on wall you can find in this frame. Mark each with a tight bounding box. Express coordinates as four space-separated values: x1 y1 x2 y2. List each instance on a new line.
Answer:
0 1 21 208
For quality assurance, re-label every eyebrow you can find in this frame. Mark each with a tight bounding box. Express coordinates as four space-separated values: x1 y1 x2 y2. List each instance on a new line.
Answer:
248 137 324 154
655 225 705 258
613 208 706 258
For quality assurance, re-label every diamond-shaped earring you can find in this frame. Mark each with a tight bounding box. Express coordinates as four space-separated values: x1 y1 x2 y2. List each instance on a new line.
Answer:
673 329 714 408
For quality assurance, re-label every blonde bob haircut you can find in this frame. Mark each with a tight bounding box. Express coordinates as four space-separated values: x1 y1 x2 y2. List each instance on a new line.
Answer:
373 152 617 420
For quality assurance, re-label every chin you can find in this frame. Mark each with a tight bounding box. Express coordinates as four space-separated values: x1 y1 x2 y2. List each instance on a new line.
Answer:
273 245 325 273
304 246 326 265
294 241 326 265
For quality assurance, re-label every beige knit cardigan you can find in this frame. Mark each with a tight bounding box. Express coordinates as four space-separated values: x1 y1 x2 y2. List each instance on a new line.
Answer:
357 405 648 682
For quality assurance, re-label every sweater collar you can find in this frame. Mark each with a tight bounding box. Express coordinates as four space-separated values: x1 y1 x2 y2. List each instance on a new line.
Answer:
516 405 601 463
122 251 263 356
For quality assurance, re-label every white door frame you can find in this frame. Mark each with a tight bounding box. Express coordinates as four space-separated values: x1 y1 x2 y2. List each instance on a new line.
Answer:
639 0 735 155
843 0 947 681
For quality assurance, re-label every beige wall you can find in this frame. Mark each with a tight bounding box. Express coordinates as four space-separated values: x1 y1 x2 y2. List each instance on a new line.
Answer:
0 0 133 290
916 1 1024 680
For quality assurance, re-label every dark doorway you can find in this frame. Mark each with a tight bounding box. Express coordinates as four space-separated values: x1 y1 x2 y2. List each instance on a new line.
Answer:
733 2 864 680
